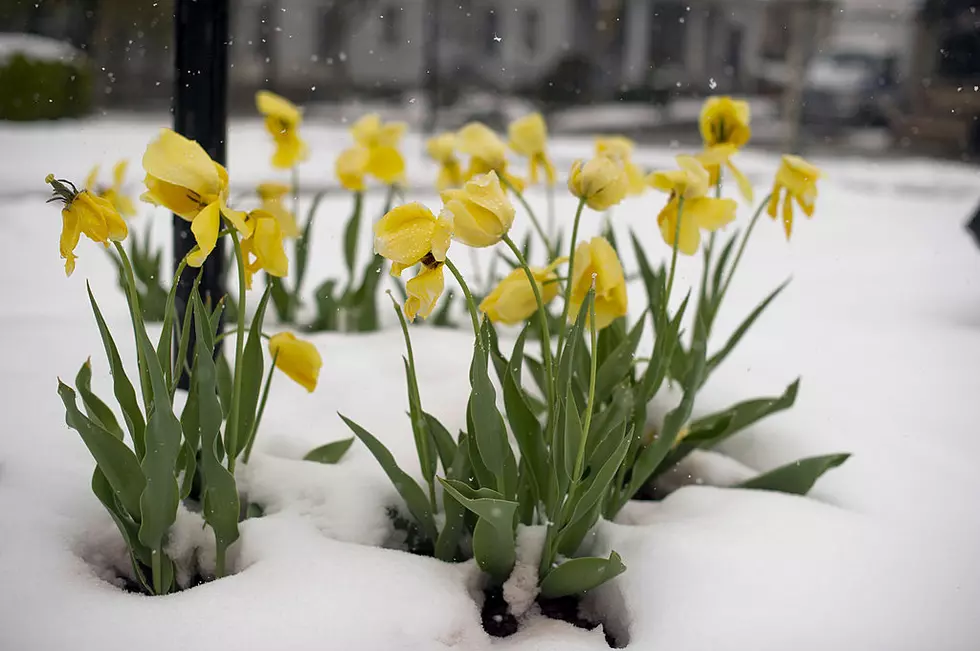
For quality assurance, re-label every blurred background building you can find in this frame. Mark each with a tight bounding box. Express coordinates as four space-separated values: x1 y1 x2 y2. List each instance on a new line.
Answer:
1 0 978 157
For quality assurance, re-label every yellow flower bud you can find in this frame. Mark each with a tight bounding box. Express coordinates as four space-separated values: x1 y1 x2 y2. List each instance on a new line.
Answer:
440 171 515 248
767 155 821 240
46 174 128 276
350 113 407 185
479 259 563 325
404 263 445 322
269 332 322 393
374 202 453 275
567 156 629 211
568 237 628 331
699 96 751 149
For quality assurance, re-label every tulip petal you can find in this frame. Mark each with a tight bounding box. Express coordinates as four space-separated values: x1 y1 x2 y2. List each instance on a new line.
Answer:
727 159 755 203
269 332 321 393
141 174 202 219
188 201 221 267
90 193 128 241
252 214 289 278
690 197 737 232
367 146 406 185
256 90 302 127
405 264 445 321
85 164 99 192
351 113 382 147
112 160 128 189
221 200 253 238
142 128 220 199
374 202 441 266
782 192 794 240
60 206 81 274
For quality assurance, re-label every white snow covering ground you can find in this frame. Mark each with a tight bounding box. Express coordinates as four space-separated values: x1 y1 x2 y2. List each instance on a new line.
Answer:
1 115 980 650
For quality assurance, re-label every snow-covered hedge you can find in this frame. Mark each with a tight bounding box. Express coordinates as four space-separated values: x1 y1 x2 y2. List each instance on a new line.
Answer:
0 34 91 121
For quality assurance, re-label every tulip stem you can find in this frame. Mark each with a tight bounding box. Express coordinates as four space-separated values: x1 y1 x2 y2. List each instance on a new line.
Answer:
716 193 771 309
291 166 300 221
242 349 278 465
113 242 152 411
226 222 248 476
444 257 481 337
663 196 685 328
557 199 587 356
500 176 554 261
546 182 556 245
501 234 554 415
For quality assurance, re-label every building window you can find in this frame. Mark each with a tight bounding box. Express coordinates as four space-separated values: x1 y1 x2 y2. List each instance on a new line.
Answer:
524 8 540 54
648 2 686 66
382 6 400 47
484 8 499 55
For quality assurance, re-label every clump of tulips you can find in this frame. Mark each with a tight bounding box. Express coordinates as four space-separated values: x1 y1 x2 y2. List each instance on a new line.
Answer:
47 128 323 595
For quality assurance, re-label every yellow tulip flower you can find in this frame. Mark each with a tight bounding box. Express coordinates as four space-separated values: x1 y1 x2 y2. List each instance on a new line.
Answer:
350 113 407 185
256 182 299 238
700 96 751 149
140 128 250 267
456 122 525 191
568 156 629 211
404 263 446 322
256 90 309 169
767 155 821 240
508 113 556 185
567 236 628 331
335 146 371 192
240 209 289 290
695 144 754 203
374 202 453 276
595 136 646 195
269 332 321 392
85 160 137 218
45 174 128 276
425 132 464 190
649 155 737 255
440 171 515 248
479 258 565 325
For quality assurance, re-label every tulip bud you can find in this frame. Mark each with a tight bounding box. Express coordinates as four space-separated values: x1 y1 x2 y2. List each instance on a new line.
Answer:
479 261 562 326
568 237 628 331
568 156 629 211
440 171 515 248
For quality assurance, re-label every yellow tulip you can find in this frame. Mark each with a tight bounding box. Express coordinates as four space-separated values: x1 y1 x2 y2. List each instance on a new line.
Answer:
767 155 821 240
86 160 137 217
567 237 628 331
140 128 250 267
426 132 464 190
269 332 321 392
374 202 453 276
256 182 299 238
335 146 370 192
456 122 525 191
404 263 446 322
595 136 646 195
508 113 556 185
440 171 515 248
45 174 128 276
479 258 564 325
350 113 407 185
256 90 309 169
650 155 737 255
568 156 629 211
700 96 751 149
240 209 289 289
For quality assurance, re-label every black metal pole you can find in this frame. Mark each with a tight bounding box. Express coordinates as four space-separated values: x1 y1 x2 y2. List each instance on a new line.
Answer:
173 0 229 388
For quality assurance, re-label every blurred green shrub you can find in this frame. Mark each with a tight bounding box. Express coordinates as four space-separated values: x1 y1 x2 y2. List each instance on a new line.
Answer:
0 53 92 121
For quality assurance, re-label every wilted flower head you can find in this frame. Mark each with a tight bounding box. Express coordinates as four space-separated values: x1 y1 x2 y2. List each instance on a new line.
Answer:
508 113 556 185
45 174 128 276
256 90 309 169
768 155 821 240
568 237 628 331
349 113 406 185
649 155 737 255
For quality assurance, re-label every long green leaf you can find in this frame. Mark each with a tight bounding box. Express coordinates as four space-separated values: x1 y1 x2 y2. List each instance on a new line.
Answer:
630 231 663 320
739 453 850 495
467 321 509 488
59 381 146 520
434 433 472 562
86 283 146 458
439 478 517 582
192 295 240 564
178 361 200 501
561 430 630 553
91 468 152 591
75 359 123 439
342 191 364 282
594 314 645 405
391 295 436 486
235 286 273 459
711 231 739 301
501 326 547 502
303 437 354 464
354 253 385 331
294 190 326 303
707 279 789 379
424 411 457 474
562 386 583 483
135 305 184 558
340 413 438 542
539 551 626 598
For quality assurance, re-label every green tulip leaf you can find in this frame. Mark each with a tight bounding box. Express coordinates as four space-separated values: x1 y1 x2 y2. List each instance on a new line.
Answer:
739 453 850 495
539 551 626 599
439 478 517 582
75 359 123 440
303 437 354 464
234 285 273 459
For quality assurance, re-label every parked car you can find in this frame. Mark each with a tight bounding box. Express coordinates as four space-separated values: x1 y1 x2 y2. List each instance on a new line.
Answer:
802 50 900 126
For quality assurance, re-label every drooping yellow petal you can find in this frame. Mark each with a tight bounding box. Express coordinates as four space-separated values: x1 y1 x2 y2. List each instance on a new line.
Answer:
142 128 221 200
269 332 321 392
508 113 548 158
85 165 99 192
271 133 309 169
404 264 445 321
112 160 128 190
188 201 221 267
141 174 203 219
689 197 737 232
479 264 559 325
657 198 702 256
263 202 299 238
220 199 253 237
251 211 289 277
336 146 370 191
60 206 81 277
89 192 128 241
726 159 754 203
374 202 453 268
782 192 794 239
568 237 628 330
257 90 302 128
257 181 291 202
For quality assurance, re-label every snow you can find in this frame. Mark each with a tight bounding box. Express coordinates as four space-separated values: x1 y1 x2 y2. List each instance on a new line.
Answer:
0 32 82 65
1 115 980 650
